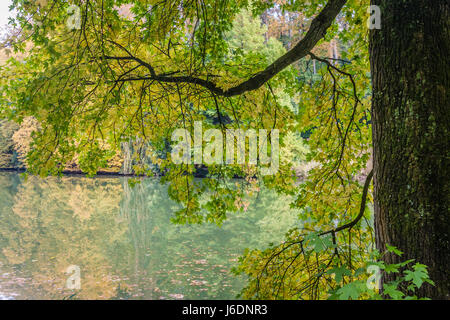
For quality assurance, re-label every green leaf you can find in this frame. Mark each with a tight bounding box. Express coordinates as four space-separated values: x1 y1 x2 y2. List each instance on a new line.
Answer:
383 283 404 300
404 263 431 289
384 263 400 274
328 266 352 283
336 282 361 300
386 244 403 256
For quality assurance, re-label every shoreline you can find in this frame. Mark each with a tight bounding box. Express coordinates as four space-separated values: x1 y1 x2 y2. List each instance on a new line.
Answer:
0 167 213 179
0 167 150 178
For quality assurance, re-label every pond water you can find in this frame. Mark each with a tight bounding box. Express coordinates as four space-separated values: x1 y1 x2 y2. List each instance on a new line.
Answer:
0 172 300 300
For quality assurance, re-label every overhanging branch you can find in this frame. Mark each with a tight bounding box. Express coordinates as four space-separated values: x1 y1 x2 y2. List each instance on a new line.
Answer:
110 0 347 97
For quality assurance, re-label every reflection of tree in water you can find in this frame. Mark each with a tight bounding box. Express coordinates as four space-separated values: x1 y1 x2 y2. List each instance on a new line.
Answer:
120 178 247 299
0 173 300 299
120 177 301 299
119 178 163 299
0 174 126 299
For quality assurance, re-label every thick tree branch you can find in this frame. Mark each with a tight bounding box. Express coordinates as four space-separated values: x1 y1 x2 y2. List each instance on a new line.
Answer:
112 0 347 97
222 0 347 96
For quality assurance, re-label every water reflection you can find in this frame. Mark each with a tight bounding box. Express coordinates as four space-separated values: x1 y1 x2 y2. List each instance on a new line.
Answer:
0 172 300 299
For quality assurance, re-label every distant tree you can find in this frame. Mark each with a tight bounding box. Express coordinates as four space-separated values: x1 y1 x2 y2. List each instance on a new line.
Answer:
0 119 19 168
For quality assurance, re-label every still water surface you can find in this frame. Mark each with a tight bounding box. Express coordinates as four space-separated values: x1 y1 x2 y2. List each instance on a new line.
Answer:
0 172 299 299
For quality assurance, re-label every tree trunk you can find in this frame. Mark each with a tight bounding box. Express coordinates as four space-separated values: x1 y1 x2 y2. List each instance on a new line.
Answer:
370 0 449 299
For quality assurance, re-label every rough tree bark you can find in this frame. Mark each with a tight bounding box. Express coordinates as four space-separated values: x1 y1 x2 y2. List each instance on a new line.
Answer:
370 0 449 299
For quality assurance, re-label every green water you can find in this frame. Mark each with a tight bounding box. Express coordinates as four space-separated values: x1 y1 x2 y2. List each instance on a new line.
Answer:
0 172 300 300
